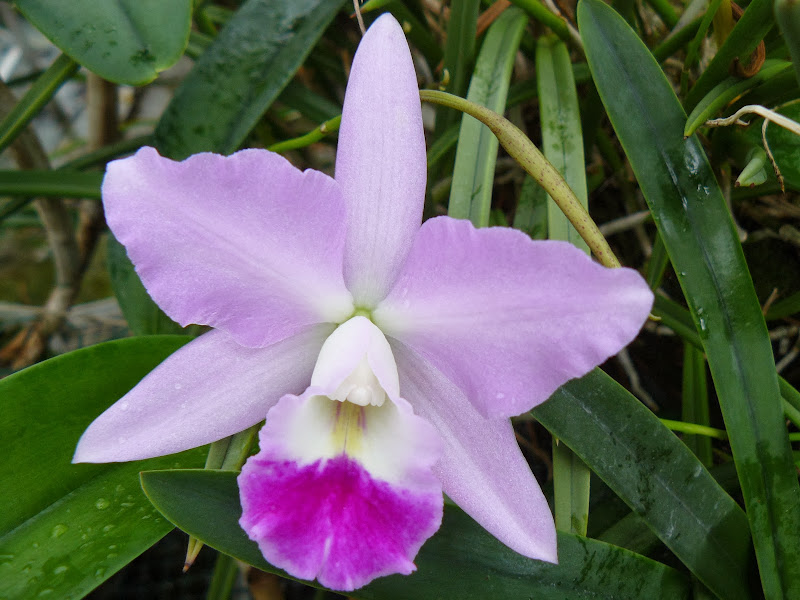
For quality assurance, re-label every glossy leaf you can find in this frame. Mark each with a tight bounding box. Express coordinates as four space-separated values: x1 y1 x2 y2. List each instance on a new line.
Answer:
449 7 528 224
0 336 204 600
154 0 346 160
141 469 691 599
14 0 191 85
532 367 753 600
579 0 800 596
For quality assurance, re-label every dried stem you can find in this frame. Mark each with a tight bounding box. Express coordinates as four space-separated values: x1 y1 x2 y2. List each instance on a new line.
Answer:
0 78 81 368
76 73 118 273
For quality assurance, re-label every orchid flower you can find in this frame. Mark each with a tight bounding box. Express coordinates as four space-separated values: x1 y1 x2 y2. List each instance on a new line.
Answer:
74 14 653 592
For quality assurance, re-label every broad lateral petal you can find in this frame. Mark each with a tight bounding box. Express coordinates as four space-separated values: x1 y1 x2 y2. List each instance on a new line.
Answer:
103 147 354 348
392 341 557 563
73 325 333 463
335 14 427 307
239 392 442 591
375 217 654 417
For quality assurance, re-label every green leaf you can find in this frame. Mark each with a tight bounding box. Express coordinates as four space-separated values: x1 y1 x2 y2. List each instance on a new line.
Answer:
537 35 590 253
0 54 78 154
154 0 346 160
684 60 792 137
535 34 590 536
775 0 800 87
579 0 800 596
0 336 203 600
437 0 480 136
0 170 102 199
683 0 774 110
141 469 691 599
449 7 528 225
14 0 192 85
532 368 753 600
681 342 712 466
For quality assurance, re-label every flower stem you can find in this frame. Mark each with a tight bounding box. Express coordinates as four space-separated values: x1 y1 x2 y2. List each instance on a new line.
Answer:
420 89 620 268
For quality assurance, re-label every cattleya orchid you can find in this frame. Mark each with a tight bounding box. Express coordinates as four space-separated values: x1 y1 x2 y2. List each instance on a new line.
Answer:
74 14 653 592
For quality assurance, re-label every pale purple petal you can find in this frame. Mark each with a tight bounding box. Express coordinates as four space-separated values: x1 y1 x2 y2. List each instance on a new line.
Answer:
392 341 557 563
335 14 427 307
239 391 442 591
73 325 333 463
103 147 354 348
375 217 654 417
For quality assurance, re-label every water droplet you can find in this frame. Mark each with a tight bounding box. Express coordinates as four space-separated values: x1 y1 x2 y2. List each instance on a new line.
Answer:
495 392 505 400
174 383 183 390
31 543 39 549
95 498 110 510
115 485 125 494
120 502 134 507
94 568 106 579
53 565 68 575
118 401 129 411
698 318 709 338
37 589 54 597
50 524 68 538
106 553 118 560
0 554 14 565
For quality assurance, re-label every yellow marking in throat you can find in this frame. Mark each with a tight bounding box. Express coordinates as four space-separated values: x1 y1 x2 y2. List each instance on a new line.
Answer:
331 401 365 456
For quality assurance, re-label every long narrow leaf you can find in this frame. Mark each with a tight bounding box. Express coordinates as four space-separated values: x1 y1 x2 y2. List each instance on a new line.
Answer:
532 368 753 600
449 7 528 224
0 337 204 600
579 1 800 596
536 33 591 536
142 469 691 599
154 0 346 160
0 54 78 154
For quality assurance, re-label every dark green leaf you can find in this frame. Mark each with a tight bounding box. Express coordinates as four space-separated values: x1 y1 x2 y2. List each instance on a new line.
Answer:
775 0 800 87
532 368 753 600
154 0 346 160
0 336 203 600
14 0 191 85
0 170 102 199
579 1 800 596
141 469 691 599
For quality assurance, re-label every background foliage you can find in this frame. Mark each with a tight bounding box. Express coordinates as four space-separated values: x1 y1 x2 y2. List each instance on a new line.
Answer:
1 0 799 598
